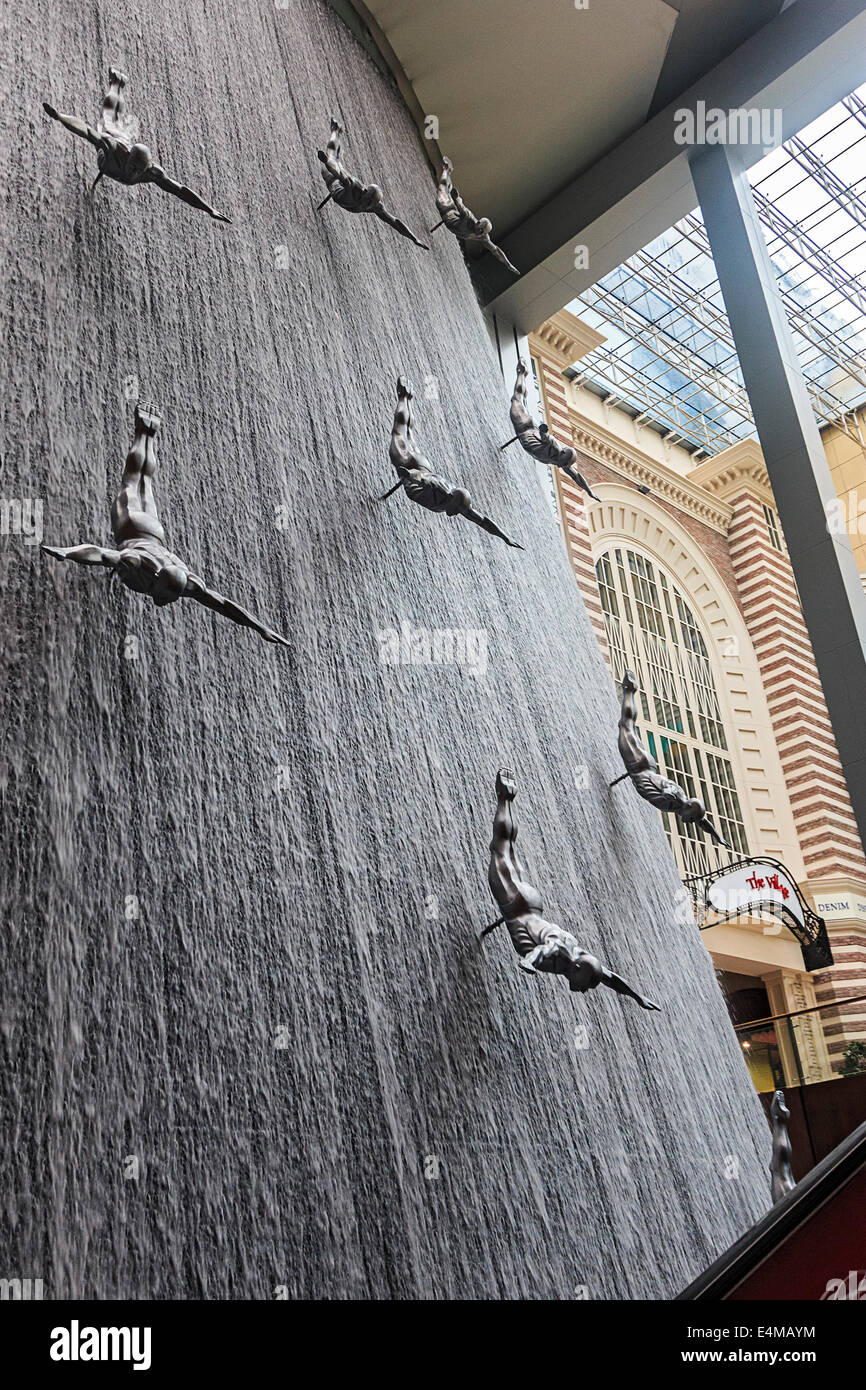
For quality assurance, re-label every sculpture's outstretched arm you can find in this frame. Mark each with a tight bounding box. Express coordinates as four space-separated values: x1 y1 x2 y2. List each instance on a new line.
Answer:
42 542 121 568
460 502 523 550
700 815 731 849
600 967 660 1012
184 574 288 645
43 103 101 147
562 464 601 502
378 477 405 501
144 165 231 223
373 206 428 250
485 237 519 276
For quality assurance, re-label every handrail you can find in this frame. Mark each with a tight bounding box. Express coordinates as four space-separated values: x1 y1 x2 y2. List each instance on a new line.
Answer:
732 991 866 1033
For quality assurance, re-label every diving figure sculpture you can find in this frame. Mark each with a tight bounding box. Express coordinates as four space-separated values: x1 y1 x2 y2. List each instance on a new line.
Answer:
769 1090 796 1203
485 769 660 1009
431 157 518 274
383 377 523 550
43 68 231 222
317 118 427 249
503 359 600 500
42 404 289 646
613 670 729 847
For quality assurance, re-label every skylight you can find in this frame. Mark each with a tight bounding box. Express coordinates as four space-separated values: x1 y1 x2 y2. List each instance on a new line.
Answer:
567 86 866 457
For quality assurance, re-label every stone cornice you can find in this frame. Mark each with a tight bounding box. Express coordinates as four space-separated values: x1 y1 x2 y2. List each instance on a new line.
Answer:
690 439 776 506
532 311 606 367
802 872 866 903
568 416 733 534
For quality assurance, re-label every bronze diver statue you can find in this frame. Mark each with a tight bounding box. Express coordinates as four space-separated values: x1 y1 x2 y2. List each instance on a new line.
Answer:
42 403 288 646
317 118 427 249
484 768 660 1010
43 67 230 222
612 670 729 847
769 1090 796 1203
502 359 600 500
430 156 518 274
382 377 523 550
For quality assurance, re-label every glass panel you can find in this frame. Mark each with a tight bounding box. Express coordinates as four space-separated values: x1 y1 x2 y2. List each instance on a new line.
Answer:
568 83 866 455
734 994 866 1091
738 1028 786 1094
763 503 785 552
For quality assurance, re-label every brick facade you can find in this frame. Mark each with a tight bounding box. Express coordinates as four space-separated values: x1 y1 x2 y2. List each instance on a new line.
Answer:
529 311 866 1073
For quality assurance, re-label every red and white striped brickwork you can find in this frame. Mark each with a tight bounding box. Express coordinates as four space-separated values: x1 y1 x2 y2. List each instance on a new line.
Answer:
529 316 866 1065
724 485 866 1060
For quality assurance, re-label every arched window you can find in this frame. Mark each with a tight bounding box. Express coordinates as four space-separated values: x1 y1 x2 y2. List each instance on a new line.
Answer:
596 546 749 876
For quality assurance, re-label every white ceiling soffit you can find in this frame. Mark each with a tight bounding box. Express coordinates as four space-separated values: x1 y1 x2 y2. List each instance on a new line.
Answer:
362 0 678 236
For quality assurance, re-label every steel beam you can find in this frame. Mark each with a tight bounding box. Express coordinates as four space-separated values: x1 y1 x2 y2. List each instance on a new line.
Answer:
691 140 866 845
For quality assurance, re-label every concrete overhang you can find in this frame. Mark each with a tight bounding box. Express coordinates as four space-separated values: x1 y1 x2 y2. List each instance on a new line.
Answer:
335 0 866 332
703 923 805 975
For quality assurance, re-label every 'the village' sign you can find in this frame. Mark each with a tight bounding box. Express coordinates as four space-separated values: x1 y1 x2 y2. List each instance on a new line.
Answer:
684 857 833 972
707 861 804 927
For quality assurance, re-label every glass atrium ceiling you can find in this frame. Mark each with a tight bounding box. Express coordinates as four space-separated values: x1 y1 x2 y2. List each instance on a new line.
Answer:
567 85 866 458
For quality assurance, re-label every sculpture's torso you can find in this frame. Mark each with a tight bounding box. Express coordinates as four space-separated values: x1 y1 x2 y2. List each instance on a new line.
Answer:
116 537 188 604
331 182 364 212
441 203 478 241
632 769 687 814
400 465 455 512
326 169 375 213
505 916 603 993
517 426 575 469
96 136 154 186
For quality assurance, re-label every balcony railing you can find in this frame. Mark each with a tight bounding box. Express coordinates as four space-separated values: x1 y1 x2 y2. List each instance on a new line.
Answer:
734 993 866 1092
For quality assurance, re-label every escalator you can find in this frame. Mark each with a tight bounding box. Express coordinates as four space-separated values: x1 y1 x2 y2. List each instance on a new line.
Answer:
679 1119 866 1299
